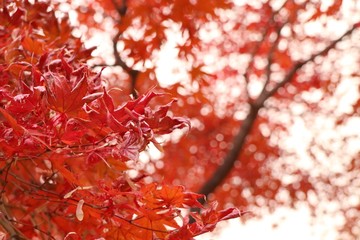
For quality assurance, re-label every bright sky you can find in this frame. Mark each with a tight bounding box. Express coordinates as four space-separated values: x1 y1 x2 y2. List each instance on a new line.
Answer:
196 205 339 240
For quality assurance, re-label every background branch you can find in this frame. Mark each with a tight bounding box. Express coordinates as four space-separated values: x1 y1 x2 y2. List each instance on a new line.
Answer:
258 24 358 104
111 0 140 98
198 24 358 199
243 2 286 99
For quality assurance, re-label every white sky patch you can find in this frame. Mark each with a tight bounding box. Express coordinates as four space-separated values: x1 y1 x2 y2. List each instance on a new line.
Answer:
155 24 188 87
196 205 339 240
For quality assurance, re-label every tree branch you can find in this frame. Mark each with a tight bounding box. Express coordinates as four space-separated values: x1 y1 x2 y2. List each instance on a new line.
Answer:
257 24 358 104
261 19 287 97
111 0 140 98
244 1 286 99
198 104 260 197
197 24 358 198
0 203 28 239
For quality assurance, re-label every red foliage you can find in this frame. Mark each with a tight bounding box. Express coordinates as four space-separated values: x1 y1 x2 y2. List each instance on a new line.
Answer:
2 0 360 239
0 1 241 239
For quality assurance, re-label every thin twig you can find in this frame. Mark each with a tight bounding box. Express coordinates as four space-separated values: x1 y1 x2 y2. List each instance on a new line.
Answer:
113 214 170 234
0 204 29 239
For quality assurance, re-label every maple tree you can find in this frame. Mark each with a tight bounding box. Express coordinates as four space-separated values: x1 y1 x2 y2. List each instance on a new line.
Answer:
54 0 359 239
1 0 360 239
0 1 242 239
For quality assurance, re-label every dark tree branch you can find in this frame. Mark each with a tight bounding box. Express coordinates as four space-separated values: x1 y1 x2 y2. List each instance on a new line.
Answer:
197 24 358 199
243 1 286 98
261 19 288 96
0 203 28 239
111 0 140 99
258 24 358 104
198 104 260 197
243 10 273 97
111 0 127 17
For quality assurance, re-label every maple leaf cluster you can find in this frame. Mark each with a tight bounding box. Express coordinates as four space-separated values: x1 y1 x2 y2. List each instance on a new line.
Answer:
0 1 241 239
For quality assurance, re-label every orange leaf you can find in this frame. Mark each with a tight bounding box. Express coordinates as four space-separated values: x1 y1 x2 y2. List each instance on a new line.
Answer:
0 107 25 135
45 71 88 114
50 154 80 185
22 36 44 55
